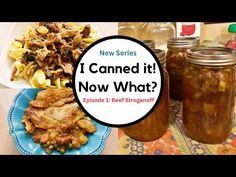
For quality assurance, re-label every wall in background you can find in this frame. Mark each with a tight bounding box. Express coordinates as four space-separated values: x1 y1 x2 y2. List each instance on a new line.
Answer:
200 22 235 44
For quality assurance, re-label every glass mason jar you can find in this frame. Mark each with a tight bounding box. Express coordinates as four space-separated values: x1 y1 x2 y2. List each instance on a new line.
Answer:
183 47 236 144
123 49 169 141
166 37 199 101
140 22 176 51
142 40 155 50
118 22 143 39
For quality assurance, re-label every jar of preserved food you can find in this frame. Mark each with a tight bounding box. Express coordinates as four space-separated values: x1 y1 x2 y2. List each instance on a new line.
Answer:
118 22 143 39
140 22 176 51
123 49 169 141
183 47 236 144
166 37 199 100
142 40 155 50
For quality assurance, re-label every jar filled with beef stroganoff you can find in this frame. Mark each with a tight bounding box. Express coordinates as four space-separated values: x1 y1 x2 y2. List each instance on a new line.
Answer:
166 37 199 100
123 48 169 141
183 47 236 144
142 40 155 50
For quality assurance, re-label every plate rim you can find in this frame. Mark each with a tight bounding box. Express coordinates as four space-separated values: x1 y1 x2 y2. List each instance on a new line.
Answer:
8 89 111 155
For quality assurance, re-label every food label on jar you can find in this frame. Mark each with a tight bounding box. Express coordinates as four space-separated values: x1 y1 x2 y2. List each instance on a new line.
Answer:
73 35 164 127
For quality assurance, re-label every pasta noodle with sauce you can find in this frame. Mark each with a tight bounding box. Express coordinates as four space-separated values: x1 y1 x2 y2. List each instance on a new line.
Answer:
9 22 99 88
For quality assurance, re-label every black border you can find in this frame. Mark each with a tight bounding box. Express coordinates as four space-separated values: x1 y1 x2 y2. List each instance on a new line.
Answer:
72 35 164 127
1 155 234 169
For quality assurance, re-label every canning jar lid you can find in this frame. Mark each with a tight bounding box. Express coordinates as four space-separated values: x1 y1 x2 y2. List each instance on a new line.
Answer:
187 47 236 66
153 49 166 64
142 40 155 50
167 37 199 49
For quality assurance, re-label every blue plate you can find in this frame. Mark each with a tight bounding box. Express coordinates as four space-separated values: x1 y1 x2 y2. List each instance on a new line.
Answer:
8 89 111 155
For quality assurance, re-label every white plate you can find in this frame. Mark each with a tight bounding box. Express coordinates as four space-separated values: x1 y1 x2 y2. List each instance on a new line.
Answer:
0 22 117 88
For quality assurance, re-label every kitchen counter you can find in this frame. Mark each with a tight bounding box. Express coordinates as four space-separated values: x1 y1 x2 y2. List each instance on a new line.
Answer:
119 100 236 155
